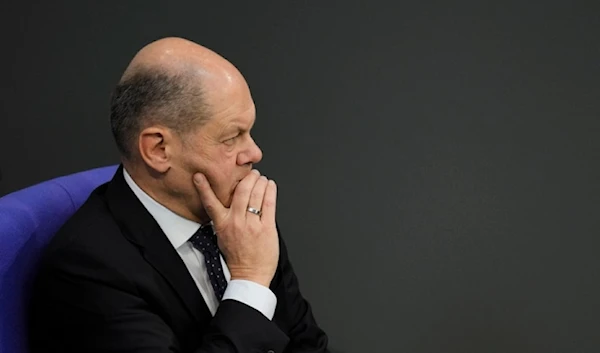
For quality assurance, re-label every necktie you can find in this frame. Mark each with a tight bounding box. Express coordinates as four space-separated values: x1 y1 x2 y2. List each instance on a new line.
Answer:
189 224 228 300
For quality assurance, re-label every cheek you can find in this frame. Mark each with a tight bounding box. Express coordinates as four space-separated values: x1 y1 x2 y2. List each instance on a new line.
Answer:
209 169 236 193
192 146 240 201
210 149 240 182
203 171 235 207
162 163 196 201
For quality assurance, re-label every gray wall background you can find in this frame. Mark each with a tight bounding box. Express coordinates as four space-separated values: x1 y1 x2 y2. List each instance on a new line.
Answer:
2 1 599 352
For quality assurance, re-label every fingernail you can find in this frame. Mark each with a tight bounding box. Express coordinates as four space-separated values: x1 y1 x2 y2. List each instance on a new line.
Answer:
252 169 260 175
194 174 204 184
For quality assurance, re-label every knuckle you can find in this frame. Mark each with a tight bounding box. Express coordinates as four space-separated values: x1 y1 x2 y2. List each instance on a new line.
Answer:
263 198 275 208
248 222 260 234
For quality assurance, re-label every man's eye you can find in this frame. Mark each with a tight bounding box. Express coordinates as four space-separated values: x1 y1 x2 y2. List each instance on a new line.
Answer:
224 134 239 144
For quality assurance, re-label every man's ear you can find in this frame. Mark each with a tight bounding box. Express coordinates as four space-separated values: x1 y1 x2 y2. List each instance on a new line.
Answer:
138 125 175 173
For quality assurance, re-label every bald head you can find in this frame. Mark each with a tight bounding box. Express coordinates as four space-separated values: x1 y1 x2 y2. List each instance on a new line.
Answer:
121 37 244 85
110 37 248 160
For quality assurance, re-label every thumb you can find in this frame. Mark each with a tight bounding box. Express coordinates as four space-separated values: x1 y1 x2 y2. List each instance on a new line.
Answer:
193 173 225 222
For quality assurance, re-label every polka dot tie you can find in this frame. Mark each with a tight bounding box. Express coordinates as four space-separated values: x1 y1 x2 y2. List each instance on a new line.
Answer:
189 224 228 301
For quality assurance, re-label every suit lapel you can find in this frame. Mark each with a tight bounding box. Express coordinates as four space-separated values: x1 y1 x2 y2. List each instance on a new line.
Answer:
104 165 212 323
140 226 213 323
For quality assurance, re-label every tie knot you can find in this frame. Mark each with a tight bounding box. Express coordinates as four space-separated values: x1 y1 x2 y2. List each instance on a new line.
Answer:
189 224 219 255
199 223 214 237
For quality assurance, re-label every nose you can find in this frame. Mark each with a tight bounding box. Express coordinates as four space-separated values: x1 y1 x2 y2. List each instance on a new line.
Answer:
238 136 263 165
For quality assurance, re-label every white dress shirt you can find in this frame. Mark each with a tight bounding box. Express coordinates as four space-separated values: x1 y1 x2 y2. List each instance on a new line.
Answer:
123 168 277 319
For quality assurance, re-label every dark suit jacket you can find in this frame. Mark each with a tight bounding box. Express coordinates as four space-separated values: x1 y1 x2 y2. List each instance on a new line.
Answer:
28 166 329 353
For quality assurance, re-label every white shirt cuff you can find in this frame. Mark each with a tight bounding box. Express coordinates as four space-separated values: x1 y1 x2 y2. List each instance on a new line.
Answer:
222 279 277 320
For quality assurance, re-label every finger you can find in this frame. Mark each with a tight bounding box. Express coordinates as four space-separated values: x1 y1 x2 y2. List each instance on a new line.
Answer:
261 180 277 225
231 169 261 214
248 176 268 217
193 173 226 222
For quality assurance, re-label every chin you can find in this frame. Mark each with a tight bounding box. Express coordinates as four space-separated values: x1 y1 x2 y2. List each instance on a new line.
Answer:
218 192 233 208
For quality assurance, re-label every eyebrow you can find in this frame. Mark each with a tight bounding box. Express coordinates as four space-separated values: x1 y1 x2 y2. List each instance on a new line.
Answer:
221 116 255 136
220 124 244 137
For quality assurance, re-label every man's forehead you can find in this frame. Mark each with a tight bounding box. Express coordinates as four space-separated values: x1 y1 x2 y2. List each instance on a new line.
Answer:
209 112 255 133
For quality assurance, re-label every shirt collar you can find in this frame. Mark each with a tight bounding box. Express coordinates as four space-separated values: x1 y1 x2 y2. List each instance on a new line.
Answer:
123 168 200 249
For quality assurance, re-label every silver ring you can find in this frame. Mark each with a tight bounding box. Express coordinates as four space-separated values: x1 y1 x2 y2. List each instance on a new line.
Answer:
247 207 262 216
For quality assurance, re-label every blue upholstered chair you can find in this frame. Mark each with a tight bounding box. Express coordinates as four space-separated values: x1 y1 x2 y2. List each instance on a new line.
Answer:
0 165 118 353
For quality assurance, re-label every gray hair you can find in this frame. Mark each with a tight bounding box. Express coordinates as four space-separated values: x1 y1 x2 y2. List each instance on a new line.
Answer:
109 67 208 160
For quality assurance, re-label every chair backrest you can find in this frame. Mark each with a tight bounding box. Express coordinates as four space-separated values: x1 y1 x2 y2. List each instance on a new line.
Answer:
0 165 118 353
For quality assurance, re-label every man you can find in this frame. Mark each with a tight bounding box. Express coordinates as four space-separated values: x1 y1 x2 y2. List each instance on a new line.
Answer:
28 37 329 353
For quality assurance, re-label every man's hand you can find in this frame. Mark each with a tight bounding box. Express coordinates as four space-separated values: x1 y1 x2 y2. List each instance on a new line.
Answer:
193 170 279 287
